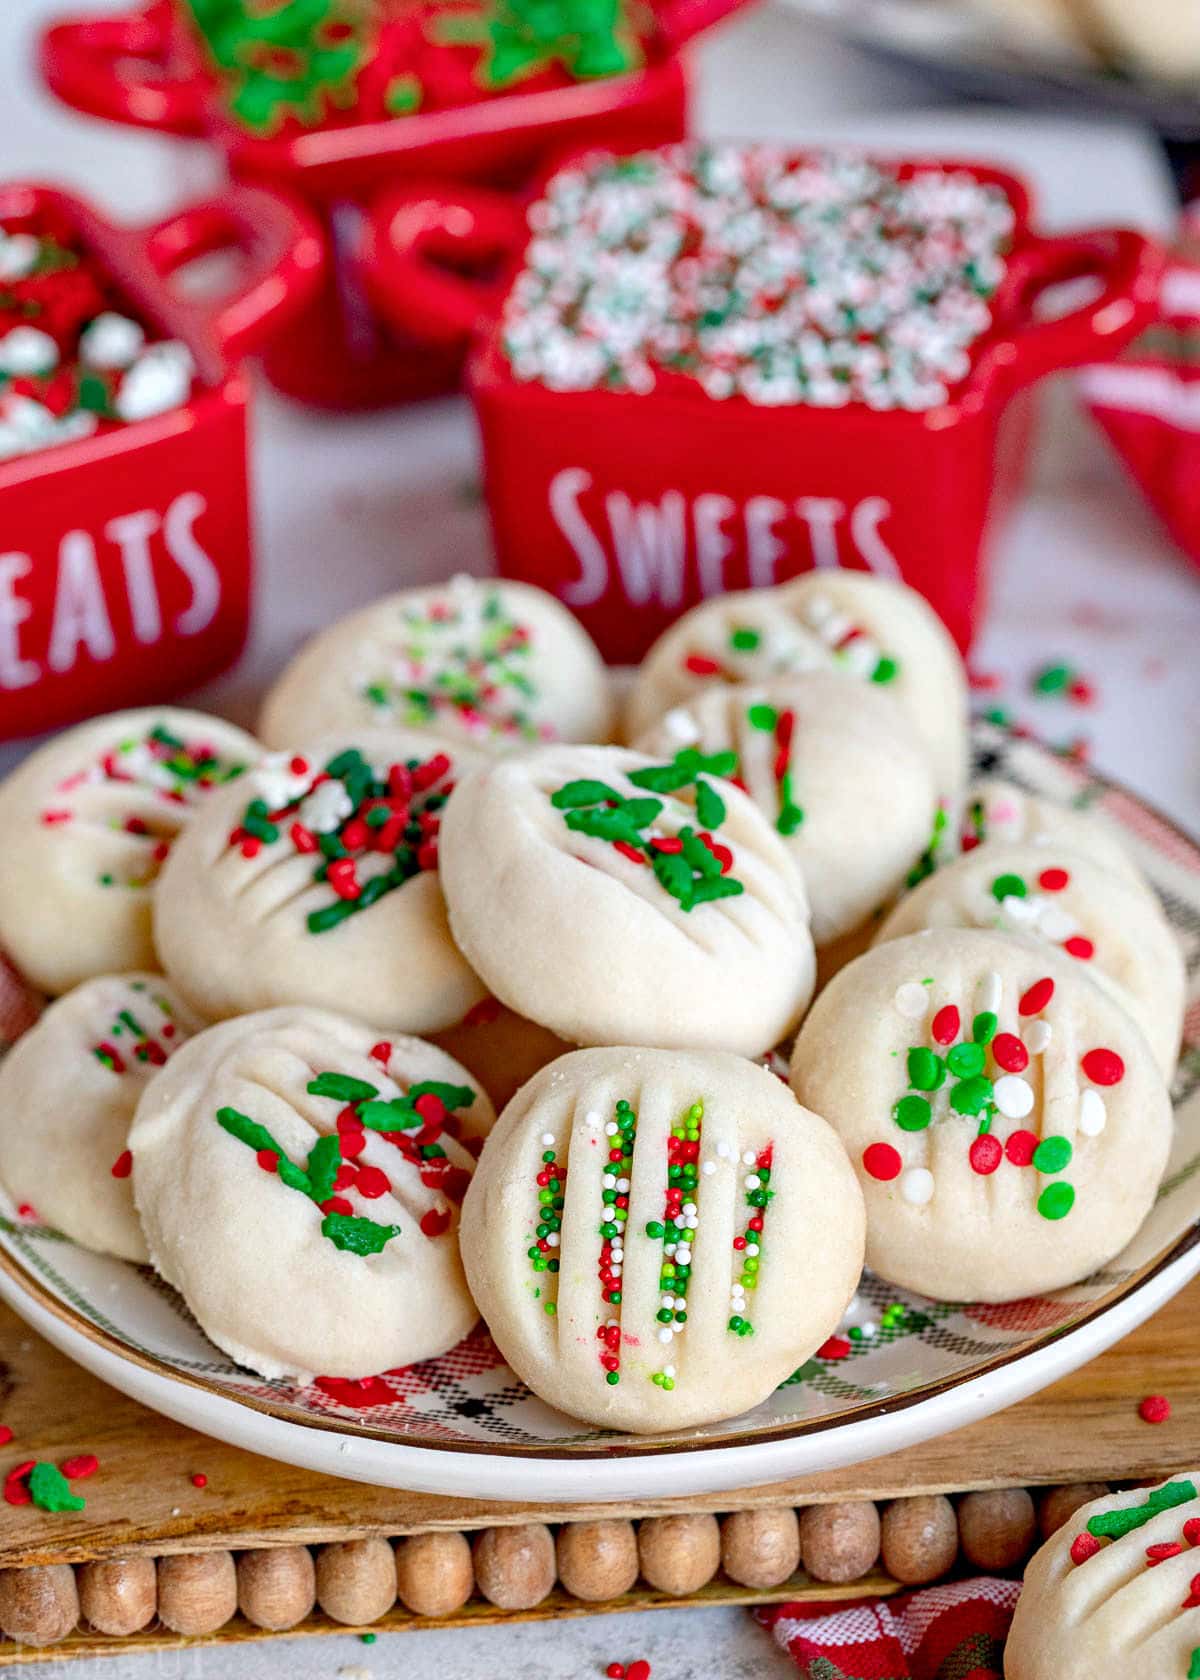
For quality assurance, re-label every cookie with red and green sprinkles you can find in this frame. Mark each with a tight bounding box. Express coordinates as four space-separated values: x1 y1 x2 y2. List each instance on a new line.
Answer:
0 708 259 995
790 928 1172 1303
634 670 937 945
439 744 815 1056
259 577 614 757
624 572 968 800
873 841 1185 1076
0 973 203 1262
1005 1474 1200 1680
153 731 489 1034
958 778 1151 899
459 1047 863 1432
129 1007 490 1381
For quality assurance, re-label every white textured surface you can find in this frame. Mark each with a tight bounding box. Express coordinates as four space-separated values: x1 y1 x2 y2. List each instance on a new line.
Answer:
1 0 1198 1671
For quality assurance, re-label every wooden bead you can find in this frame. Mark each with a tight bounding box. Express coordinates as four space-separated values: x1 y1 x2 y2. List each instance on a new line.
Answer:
720 1507 801 1589
799 1501 881 1584
315 1538 396 1626
1037 1483 1110 1541
958 1489 1037 1571
637 1514 721 1596
237 1545 316 1631
78 1555 156 1636
395 1532 474 1618
880 1496 959 1586
556 1520 639 1602
0 1564 79 1645
157 1551 237 1636
472 1524 555 1610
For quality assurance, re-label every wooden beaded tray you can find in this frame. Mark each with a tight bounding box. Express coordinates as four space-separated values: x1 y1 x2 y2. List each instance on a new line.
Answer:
1 1272 1196 1662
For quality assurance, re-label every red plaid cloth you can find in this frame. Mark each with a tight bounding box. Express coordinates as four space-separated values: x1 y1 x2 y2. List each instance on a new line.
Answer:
757 1577 1021 1679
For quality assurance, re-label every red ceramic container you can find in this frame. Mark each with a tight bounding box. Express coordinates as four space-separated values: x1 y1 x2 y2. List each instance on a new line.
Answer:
0 181 322 739
38 0 746 408
363 152 1165 660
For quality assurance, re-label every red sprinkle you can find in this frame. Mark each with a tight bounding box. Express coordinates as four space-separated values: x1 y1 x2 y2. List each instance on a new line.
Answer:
1184 1518 1200 1547
991 1033 1029 1073
817 1336 851 1361
930 1005 960 1046
0 1427 11 1448
321 1197 354 1217
1147 1542 1184 1565
606 1667 625 1679
684 652 722 676
650 836 684 854
1038 867 1070 892
110 1149 133 1179
61 1454 98 1480
613 841 646 866
1082 1048 1125 1086
289 821 318 854
355 1165 391 1200
240 836 262 860
969 1134 1003 1175
191 1473 208 1489
419 1207 452 1239
255 1150 279 1174
1005 1130 1038 1167
327 857 361 900
289 756 309 776
370 1041 392 1067
1019 977 1055 1016
1070 1532 1102 1565
4 1461 35 1506
1184 1574 1200 1610
1063 936 1095 960
627 1664 651 1680
862 1142 902 1182
1138 1394 1171 1424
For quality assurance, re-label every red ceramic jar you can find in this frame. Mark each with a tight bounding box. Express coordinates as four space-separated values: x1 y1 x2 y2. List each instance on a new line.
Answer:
39 0 747 408
363 150 1164 660
0 181 322 739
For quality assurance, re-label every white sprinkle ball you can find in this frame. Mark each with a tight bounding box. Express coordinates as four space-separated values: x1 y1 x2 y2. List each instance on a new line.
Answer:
893 981 930 1019
541 1132 556 1146
978 971 1003 1016
993 1075 1034 1120
901 1167 935 1206
1038 904 1078 942
1025 1021 1053 1055
79 311 145 370
1079 1088 1107 1136
701 1160 716 1176
0 326 59 375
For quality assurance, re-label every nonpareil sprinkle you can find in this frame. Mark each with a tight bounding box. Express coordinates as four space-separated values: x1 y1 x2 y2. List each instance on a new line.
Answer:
1138 1394 1172 1424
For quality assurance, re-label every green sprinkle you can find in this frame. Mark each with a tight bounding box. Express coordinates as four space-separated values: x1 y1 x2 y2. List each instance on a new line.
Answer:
551 778 624 808
730 627 761 651
29 1462 85 1513
1032 1135 1072 1174
991 872 1026 902
544 1301 556 1316
777 801 805 836
893 1094 932 1132
1087 1480 1197 1538
1188 1652 1200 1680
1037 1181 1075 1221
360 1632 378 1645
690 875 744 906
320 1212 401 1255
694 777 725 830
605 1370 620 1385
947 1042 985 1079
872 656 898 684
949 1075 993 1116
307 1073 378 1104
408 1080 475 1110
972 1011 998 1045
906 1047 945 1091
305 1134 342 1204
747 702 778 731
306 899 358 934
1032 662 1073 696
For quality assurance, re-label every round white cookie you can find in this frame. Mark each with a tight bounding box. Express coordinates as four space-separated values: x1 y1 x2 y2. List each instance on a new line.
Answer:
0 974 203 1262
959 778 1149 896
1005 1475 1200 1680
130 1007 492 1380
461 1046 865 1432
260 576 614 754
634 671 938 945
439 744 816 1056
873 842 1184 1075
0 709 259 995
790 930 1172 1303
154 732 487 1033
624 572 968 797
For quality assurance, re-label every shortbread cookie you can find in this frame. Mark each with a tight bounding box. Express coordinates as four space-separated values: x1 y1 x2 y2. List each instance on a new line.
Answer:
960 779 1148 896
260 577 614 754
873 843 1184 1074
0 974 202 1262
460 1047 864 1432
130 1008 490 1380
439 745 815 1056
0 709 258 994
1005 1476 1200 1680
625 573 968 797
790 930 1171 1302
154 733 487 1033
430 997 574 1114
634 672 937 944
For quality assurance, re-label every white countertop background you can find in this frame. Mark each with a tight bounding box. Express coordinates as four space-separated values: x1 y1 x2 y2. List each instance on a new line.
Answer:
2 0 1200 1672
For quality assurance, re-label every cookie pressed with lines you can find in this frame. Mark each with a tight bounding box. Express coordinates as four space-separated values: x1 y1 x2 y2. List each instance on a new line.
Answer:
438 744 816 1057
0 708 259 994
154 731 488 1033
460 1047 864 1432
129 1007 491 1380
624 572 968 799
790 929 1172 1303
